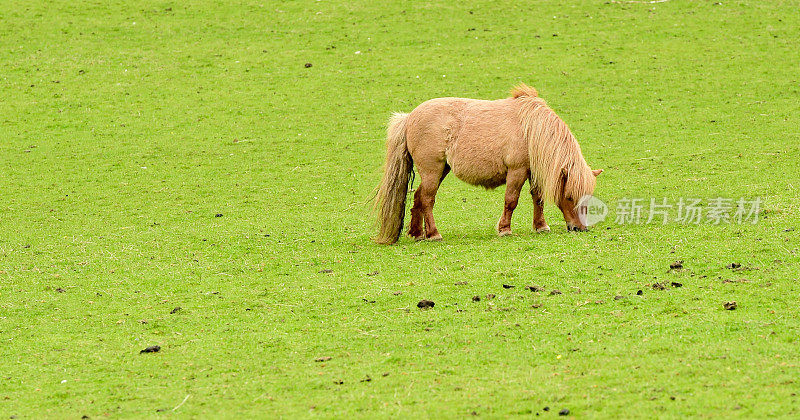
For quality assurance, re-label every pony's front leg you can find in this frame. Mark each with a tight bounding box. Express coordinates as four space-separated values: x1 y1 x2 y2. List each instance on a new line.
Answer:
531 186 550 233
497 168 528 236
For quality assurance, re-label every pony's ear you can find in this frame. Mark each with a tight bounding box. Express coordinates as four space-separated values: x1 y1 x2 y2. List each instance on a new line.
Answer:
592 169 604 177
561 167 569 178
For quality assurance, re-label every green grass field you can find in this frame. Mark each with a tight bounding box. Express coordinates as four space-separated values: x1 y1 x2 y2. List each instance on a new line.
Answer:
2 0 800 417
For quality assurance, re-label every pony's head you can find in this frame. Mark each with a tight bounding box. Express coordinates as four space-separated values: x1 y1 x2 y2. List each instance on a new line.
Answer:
514 84 603 232
556 167 603 231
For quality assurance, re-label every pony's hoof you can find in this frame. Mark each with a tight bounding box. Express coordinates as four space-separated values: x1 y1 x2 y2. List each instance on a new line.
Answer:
427 233 443 241
498 230 513 237
408 231 425 241
535 225 551 233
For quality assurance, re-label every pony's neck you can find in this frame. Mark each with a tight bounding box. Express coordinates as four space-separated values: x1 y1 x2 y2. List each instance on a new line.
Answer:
518 96 593 202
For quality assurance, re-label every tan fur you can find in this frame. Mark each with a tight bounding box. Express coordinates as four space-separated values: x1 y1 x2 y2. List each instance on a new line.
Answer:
374 85 598 244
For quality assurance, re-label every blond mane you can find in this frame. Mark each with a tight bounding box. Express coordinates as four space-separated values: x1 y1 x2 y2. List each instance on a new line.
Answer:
511 84 538 99
512 84 595 203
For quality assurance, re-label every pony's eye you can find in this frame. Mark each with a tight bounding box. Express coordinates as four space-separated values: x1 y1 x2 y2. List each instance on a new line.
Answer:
567 197 573 202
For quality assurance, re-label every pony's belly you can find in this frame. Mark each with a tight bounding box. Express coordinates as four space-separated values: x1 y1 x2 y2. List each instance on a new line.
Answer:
448 153 508 189
455 170 507 189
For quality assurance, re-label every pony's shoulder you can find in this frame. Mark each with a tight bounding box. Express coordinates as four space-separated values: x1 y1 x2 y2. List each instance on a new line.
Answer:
510 84 539 99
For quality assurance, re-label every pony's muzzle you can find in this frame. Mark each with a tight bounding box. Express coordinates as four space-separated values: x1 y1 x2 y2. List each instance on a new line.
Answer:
567 224 588 232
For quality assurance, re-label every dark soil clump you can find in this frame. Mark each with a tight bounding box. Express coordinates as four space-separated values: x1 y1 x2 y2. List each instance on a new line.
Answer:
417 300 435 309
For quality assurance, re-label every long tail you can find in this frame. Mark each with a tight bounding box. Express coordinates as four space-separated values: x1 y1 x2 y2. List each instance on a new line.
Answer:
374 112 412 244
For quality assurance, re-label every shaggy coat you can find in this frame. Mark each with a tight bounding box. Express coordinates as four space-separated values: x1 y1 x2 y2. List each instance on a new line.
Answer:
375 84 601 244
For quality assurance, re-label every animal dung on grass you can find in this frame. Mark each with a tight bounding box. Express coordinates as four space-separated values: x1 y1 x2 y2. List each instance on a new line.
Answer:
502 284 515 289
472 295 481 302
314 356 332 362
724 301 738 310
140 345 161 354
669 260 683 270
549 289 562 296
417 300 435 309
726 263 742 269
525 285 545 292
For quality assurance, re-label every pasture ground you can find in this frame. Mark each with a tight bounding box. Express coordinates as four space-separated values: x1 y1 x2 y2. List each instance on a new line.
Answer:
2 0 799 417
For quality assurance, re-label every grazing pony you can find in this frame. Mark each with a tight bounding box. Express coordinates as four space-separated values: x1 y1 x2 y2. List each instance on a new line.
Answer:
374 84 602 244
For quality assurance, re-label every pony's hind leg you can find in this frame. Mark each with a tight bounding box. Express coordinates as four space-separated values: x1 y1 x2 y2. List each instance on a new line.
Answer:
497 168 528 236
410 165 449 241
408 187 425 240
531 185 550 233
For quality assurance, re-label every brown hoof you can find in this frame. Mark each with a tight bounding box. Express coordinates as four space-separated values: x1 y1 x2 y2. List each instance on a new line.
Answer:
408 233 425 241
535 225 551 233
426 233 443 241
498 230 513 237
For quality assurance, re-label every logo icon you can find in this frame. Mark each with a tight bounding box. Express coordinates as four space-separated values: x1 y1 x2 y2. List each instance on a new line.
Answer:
577 195 608 227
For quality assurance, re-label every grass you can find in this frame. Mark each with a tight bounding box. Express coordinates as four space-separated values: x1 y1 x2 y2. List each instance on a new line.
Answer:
1 0 799 417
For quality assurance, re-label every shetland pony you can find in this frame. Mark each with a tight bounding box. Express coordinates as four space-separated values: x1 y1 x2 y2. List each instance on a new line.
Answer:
374 84 603 244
